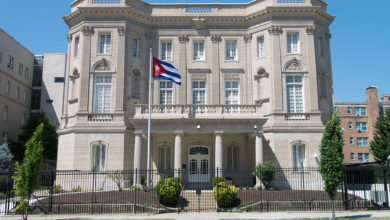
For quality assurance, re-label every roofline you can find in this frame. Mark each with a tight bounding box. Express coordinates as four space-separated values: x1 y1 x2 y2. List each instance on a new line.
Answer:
0 28 34 56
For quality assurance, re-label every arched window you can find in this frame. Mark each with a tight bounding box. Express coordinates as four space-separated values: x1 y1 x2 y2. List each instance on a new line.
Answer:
227 146 239 170
93 144 106 171
292 143 305 170
159 146 171 170
131 69 141 99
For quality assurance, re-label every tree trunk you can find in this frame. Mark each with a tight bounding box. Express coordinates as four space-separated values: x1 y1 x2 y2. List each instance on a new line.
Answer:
332 198 335 220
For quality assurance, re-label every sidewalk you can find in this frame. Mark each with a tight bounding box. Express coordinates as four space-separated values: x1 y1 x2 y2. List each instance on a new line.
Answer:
1 211 390 220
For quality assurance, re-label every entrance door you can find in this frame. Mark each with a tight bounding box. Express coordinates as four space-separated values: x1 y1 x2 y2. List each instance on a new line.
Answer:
188 146 210 183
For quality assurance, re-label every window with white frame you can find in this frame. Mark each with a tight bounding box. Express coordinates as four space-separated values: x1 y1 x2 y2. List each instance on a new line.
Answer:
192 80 206 105
227 146 239 170
358 153 370 162
5 81 10 94
193 41 205 61
357 137 369 147
159 146 171 170
3 105 8 121
74 36 80 57
347 107 352 114
133 38 140 57
355 107 367 116
225 80 240 107
287 34 299 54
286 75 304 113
350 153 355 161
226 41 237 60
258 37 265 57
356 122 367 132
24 68 29 79
93 75 112 113
21 113 25 126
293 143 305 170
93 144 106 171
348 122 353 130
160 41 172 61
7 56 13 69
349 137 354 145
99 34 111 54
18 64 23 76
159 81 173 105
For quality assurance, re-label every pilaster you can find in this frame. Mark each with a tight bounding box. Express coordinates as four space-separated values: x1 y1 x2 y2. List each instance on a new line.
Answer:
268 26 283 113
211 34 221 104
244 34 253 104
115 26 126 113
78 26 93 113
306 25 320 112
178 35 188 104
62 34 72 128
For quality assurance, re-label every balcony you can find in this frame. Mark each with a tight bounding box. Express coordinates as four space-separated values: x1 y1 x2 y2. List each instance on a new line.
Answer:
134 104 263 120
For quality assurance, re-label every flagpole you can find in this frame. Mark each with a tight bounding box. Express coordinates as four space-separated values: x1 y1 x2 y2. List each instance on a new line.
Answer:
146 48 152 191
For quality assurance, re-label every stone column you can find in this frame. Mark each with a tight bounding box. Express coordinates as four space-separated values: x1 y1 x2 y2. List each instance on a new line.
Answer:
268 26 283 113
214 131 223 177
306 25 320 112
78 26 93 113
61 34 72 128
211 34 221 104
255 131 264 186
115 26 126 113
174 131 183 176
244 34 253 104
133 131 143 187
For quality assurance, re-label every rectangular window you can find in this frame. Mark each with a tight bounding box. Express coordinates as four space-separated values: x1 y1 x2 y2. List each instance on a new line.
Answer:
21 113 25 126
287 34 299 54
356 122 368 132
160 41 172 61
18 64 23 76
347 107 352 114
358 153 370 162
16 87 20 99
293 144 305 170
7 56 14 69
54 77 65 83
355 107 367 116
24 68 29 79
357 137 369 147
258 37 265 57
74 36 80 57
3 105 8 121
93 75 112 113
349 137 354 145
348 122 353 130
94 145 106 171
286 75 304 113
318 37 324 57
133 38 140 57
350 153 355 161
193 41 205 61
159 147 171 170
159 81 173 105
23 90 27 102
5 81 10 94
99 34 111 54
226 41 237 60
225 80 240 113
192 80 206 105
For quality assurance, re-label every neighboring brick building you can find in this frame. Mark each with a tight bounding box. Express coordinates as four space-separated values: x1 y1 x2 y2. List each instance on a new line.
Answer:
335 87 390 164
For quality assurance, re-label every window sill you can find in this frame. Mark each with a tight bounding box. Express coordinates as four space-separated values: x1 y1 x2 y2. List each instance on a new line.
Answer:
192 59 206 63
69 98 78 104
287 53 301 56
256 56 266 60
225 59 239 63
96 53 112 56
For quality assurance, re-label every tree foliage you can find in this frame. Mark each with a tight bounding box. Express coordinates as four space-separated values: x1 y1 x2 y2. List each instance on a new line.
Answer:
11 112 57 161
14 123 45 220
370 108 390 163
0 142 14 173
319 111 344 200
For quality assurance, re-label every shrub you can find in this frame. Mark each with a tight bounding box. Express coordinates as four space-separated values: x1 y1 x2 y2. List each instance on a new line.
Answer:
212 177 226 187
0 143 14 173
71 186 81 192
213 182 238 208
252 161 276 190
155 177 183 207
53 185 64 194
107 171 124 191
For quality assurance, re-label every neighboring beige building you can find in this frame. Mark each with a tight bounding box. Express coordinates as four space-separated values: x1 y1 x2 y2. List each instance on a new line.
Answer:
58 0 335 186
0 28 34 143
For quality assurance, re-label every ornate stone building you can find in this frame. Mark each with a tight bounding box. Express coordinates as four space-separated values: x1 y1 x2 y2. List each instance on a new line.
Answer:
58 0 335 186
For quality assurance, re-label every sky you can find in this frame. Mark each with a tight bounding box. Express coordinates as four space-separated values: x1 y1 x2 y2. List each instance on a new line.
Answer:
0 0 389 102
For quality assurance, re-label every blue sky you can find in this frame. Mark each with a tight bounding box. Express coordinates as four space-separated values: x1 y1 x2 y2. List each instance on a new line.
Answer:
0 0 389 102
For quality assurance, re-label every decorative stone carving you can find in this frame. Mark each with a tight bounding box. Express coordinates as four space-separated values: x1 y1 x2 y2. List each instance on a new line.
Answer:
268 26 282 35
178 34 189 43
211 34 221 43
81 26 93 36
306 25 316 35
145 33 156 40
285 58 304 71
117 26 127 35
66 34 72 43
192 17 206 30
93 59 111 72
244 34 252 43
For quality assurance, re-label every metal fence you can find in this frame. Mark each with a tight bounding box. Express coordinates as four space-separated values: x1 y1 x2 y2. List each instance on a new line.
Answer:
0 165 389 215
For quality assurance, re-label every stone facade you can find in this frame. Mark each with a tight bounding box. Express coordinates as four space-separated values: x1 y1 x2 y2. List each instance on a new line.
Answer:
335 87 390 164
58 0 335 186
0 28 34 143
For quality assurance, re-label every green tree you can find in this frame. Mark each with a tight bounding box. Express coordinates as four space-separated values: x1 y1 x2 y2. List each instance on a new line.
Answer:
0 142 14 173
370 108 390 163
14 123 45 220
319 111 344 220
11 112 57 161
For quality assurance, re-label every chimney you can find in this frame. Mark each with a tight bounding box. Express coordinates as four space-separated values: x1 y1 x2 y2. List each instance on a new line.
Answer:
380 94 390 103
366 86 379 141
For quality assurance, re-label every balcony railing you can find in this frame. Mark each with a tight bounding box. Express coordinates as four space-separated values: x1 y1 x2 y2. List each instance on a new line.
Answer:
284 113 311 121
276 0 305 3
91 0 121 4
88 113 114 121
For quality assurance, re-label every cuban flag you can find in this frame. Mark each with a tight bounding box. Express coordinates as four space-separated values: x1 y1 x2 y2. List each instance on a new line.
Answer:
153 57 181 85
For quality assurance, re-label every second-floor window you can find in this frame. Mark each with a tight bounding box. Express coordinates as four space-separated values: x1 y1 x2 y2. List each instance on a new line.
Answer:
258 37 264 57
133 38 140 57
358 153 370 162
287 34 299 54
24 68 29 79
357 137 369 147
286 75 304 113
99 34 111 54
23 90 27 102
356 122 368 132
7 56 14 69
192 80 206 105
5 81 10 94
193 41 205 61
161 41 172 61
226 41 237 60
159 81 173 105
74 36 80 57
18 64 23 76
225 80 239 105
355 107 367 116
93 75 112 113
